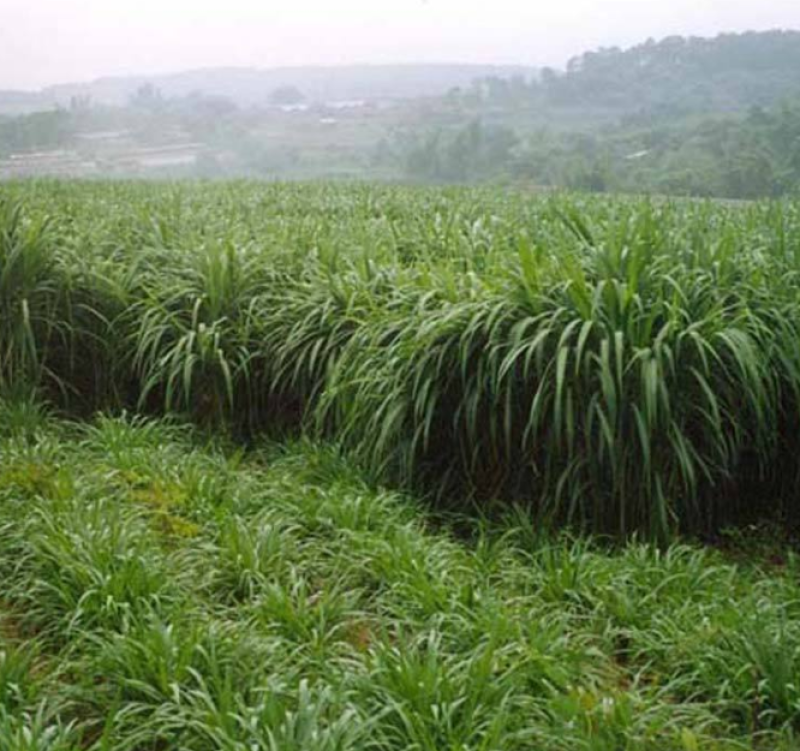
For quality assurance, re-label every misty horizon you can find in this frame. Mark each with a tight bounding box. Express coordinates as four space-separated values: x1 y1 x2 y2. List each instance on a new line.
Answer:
1 0 799 91
6 62 541 95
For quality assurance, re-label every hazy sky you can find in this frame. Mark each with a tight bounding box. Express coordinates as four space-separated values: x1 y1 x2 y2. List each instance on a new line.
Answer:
1 0 798 89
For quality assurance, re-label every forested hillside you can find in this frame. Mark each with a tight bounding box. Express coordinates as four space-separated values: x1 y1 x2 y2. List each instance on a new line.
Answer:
389 31 800 197
535 30 800 114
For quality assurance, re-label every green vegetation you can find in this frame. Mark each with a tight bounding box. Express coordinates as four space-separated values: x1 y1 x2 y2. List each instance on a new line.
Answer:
3 181 800 539
3 179 800 748
392 30 800 197
1 404 800 749
511 31 800 114
398 102 800 198
0 110 73 157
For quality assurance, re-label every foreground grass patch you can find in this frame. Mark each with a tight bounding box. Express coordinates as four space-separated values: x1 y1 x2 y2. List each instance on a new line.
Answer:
0 408 798 749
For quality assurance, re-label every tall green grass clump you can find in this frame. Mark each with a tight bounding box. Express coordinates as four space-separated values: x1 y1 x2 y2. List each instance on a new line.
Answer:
319 200 800 537
0 197 62 396
3 180 800 537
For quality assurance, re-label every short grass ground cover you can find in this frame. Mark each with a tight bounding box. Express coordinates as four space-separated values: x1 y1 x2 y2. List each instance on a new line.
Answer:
2 399 800 750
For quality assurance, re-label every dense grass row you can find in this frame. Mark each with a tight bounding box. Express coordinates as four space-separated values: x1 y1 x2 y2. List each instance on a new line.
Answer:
2 401 800 749
3 181 800 537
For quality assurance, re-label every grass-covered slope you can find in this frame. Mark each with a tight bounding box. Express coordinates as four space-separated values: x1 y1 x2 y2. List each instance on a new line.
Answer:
3 181 800 537
1 401 800 749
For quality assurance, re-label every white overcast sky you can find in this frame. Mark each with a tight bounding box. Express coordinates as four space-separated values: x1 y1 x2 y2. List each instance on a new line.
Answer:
0 0 798 89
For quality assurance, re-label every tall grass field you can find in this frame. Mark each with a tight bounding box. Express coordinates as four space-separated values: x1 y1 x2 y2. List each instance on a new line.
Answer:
2 180 800 748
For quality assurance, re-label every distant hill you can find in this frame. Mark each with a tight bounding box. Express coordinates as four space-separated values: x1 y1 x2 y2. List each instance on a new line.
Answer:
0 64 537 113
537 30 800 115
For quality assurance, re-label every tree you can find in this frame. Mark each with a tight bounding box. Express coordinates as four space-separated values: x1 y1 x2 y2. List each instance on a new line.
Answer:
129 84 164 110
